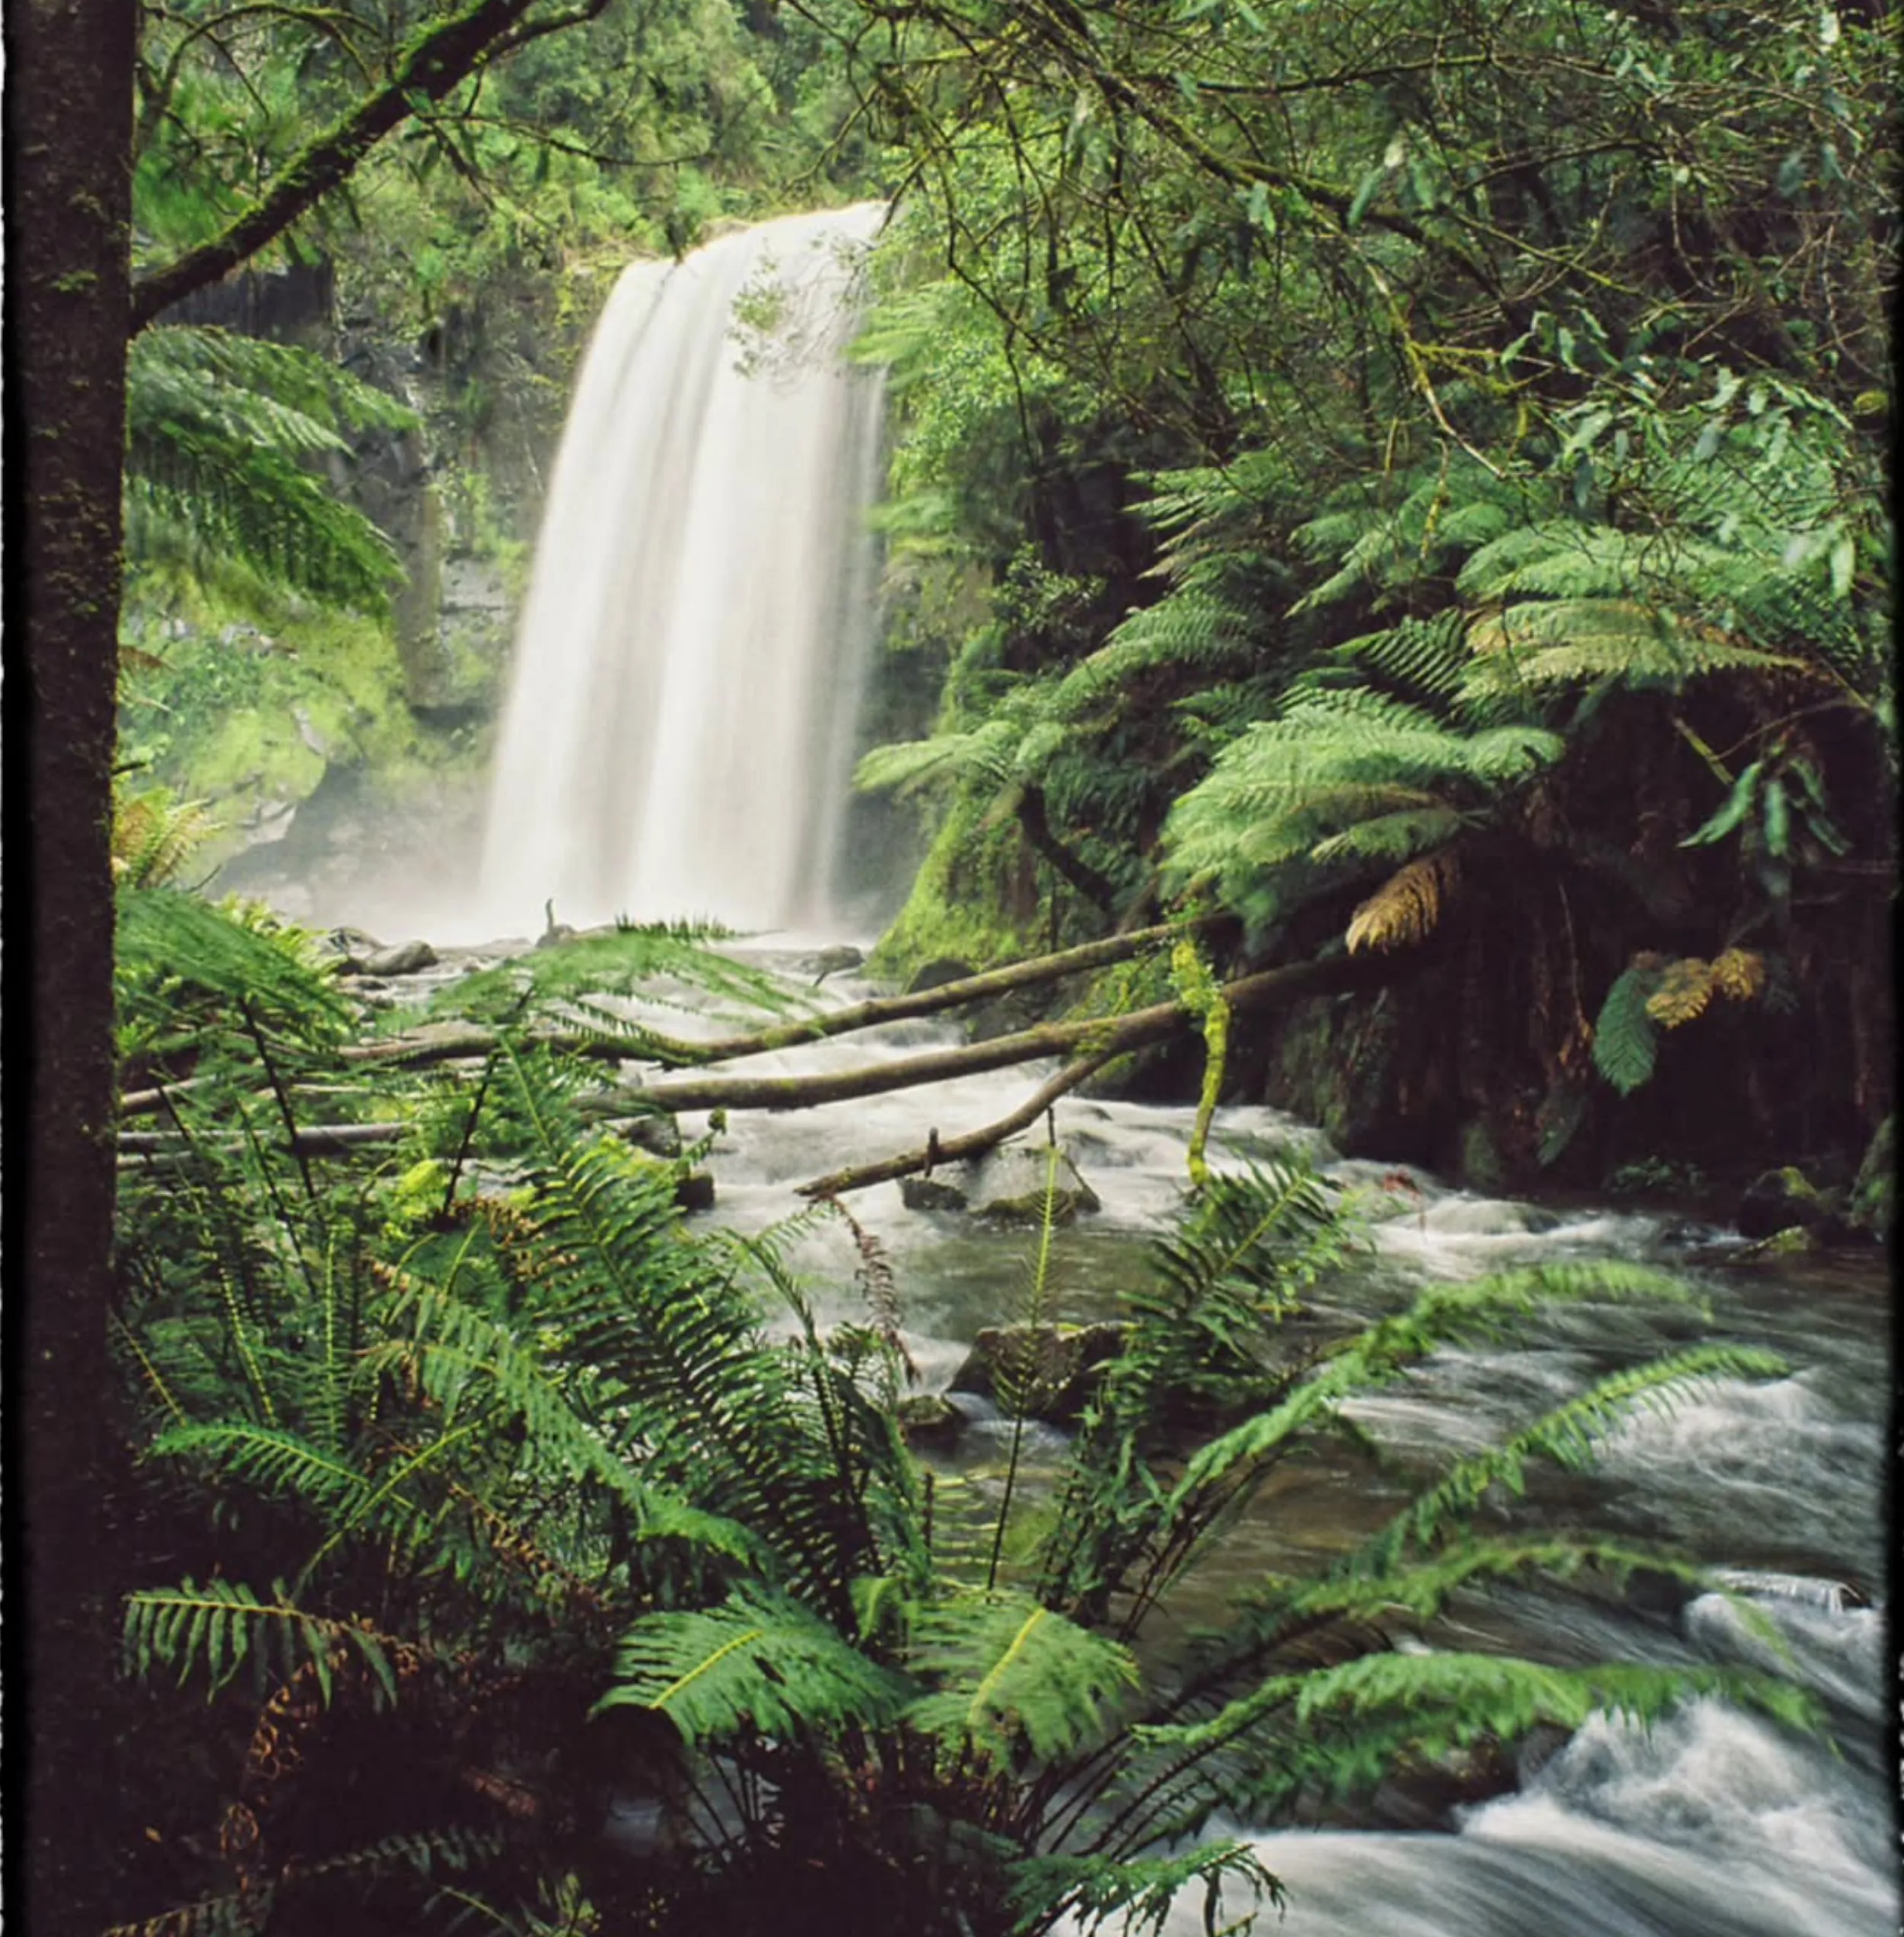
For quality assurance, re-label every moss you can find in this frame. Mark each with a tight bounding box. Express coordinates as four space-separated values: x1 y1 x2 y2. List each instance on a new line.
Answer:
867 797 1038 982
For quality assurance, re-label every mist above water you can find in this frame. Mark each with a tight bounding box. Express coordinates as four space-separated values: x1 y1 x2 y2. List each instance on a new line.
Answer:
476 205 887 938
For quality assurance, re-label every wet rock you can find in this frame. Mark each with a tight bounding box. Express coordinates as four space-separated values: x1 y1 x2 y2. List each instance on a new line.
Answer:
900 1175 970 1213
906 957 977 994
950 1322 1126 1424
311 925 383 973
896 1394 965 1452
1454 1116 1508 1194
1735 1166 1849 1242
968 1145 1100 1225
607 1113 684 1159
807 944 864 985
673 1171 716 1213
1367 1735 1527 1830
363 939 438 977
1848 1115 1893 1239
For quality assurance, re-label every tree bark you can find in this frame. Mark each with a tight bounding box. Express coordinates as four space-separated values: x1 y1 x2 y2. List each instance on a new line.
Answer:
1016 784 1122 918
11 3 137 1926
341 918 1214 1070
129 0 609 330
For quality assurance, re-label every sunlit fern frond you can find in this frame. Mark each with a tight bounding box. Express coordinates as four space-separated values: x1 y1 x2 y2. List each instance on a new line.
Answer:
113 785 220 888
595 1586 913 1745
1344 847 1460 953
1050 592 1261 720
1463 598 1810 693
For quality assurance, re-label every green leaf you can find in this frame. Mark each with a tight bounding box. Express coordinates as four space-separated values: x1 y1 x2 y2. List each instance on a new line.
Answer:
1592 965 1664 1094
1680 761 1763 847
1346 164 1386 229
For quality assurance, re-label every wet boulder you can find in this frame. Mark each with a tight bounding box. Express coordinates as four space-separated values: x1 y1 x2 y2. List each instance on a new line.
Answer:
968 1145 1100 1225
1848 1115 1893 1240
312 926 384 973
895 1394 966 1452
1735 1166 1850 1242
673 1171 717 1213
906 957 977 994
807 944 864 985
900 1175 970 1213
363 938 438 977
950 1322 1126 1425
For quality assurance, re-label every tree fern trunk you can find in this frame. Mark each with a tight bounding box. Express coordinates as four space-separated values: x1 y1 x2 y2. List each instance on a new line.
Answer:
11 2 135 1928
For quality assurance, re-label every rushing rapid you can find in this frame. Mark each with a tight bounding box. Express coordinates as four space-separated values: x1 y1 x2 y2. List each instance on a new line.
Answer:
589 946 1895 1937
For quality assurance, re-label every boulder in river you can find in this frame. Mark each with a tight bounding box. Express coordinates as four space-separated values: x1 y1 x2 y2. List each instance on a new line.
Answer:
950 1322 1126 1424
905 957 977 994
363 939 438 977
900 1175 970 1213
968 1144 1100 1225
1735 1165 1850 1242
807 944 864 985
895 1394 965 1452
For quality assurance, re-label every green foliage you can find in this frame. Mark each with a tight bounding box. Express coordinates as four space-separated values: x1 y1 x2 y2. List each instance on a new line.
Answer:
126 326 415 612
1590 961 1667 1096
113 895 1824 1936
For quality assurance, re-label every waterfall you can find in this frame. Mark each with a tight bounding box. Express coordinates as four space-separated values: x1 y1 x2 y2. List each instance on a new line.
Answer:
477 205 886 937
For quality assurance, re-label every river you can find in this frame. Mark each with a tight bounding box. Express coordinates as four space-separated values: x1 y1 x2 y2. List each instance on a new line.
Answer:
546 934 1895 1937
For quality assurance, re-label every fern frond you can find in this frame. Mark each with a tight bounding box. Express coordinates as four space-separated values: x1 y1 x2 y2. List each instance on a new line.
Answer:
126 326 412 612
1308 806 1465 865
123 1576 401 1704
595 1589 912 1742
1591 960 1666 1093
1050 593 1259 720
1345 848 1460 953
1355 1342 1788 1573
1009 1840 1278 1937
1138 1649 1819 1764
113 787 220 889
1464 598 1807 692
904 1589 1139 1767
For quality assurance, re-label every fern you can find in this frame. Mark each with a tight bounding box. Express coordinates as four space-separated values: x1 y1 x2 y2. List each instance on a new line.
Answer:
597 1589 912 1742
1591 959 1667 1093
126 324 415 611
123 1577 400 1705
904 1589 1139 1767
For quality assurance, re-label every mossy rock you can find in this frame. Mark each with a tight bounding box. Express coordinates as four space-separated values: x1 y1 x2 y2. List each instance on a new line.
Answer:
967 1145 1100 1225
1736 1166 1849 1242
950 1322 1126 1425
1849 1115 1893 1239
895 1394 965 1452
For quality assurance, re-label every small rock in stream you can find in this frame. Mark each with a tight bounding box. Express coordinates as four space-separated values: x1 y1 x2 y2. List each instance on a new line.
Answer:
363 939 438 977
895 1394 965 1452
950 1322 1127 1425
900 1175 970 1213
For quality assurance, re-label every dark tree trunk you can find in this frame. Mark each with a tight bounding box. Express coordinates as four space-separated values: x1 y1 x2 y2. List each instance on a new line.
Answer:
6 3 137 1928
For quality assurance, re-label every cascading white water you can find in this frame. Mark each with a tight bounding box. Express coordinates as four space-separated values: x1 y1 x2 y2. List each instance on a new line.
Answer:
477 205 886 937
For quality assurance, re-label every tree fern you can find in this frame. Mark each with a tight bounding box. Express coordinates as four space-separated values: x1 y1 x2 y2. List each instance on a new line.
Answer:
126 324 416 612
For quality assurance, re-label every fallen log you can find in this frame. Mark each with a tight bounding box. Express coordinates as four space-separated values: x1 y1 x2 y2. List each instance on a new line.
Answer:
338 919 1211 1070
640 951 1389 1115
794 1050 1118 1199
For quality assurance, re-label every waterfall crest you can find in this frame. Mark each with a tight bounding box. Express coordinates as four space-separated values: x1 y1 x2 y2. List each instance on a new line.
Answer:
478 205 885 936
